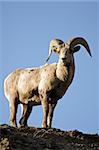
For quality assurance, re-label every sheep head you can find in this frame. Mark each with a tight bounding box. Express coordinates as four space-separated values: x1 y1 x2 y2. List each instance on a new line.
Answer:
46 37 92 62
46 39 65 62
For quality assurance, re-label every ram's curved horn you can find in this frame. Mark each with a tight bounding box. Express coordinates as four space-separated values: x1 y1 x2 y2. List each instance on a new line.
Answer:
46 39 64 62
67 37 92 57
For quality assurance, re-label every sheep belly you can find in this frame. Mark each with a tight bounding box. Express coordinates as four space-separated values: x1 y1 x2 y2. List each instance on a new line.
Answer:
18 71 40 104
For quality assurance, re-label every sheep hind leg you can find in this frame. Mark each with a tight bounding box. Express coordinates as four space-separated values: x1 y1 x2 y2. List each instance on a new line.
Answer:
19 104 33 127
47 102 57 128
9 99 18 128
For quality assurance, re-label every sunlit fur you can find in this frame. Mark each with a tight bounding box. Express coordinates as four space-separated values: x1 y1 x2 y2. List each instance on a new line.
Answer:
4 37 91 128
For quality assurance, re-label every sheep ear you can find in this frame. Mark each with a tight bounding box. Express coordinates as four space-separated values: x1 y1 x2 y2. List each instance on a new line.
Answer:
73 46 81 53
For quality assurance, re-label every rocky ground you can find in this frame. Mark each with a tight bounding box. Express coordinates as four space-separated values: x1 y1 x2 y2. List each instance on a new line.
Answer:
0 124 99 150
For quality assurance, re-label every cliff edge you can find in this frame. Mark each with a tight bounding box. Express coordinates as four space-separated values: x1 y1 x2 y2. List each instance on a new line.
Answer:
0 124 99 150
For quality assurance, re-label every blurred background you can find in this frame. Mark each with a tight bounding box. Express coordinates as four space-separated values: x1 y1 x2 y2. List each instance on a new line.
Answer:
0 1 98 134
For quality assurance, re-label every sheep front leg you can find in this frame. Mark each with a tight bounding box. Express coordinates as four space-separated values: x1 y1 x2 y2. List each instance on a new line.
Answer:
41 98 49 128
47 102 57 128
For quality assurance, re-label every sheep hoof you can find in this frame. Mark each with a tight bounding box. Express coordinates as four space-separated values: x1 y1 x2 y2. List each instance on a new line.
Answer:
19 124 28 128
42 123 47 128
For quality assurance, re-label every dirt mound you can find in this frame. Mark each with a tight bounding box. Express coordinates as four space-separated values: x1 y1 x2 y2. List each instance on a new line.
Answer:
0 124 99 150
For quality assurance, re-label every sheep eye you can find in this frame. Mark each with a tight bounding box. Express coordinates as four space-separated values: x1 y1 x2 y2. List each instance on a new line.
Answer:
62 43 65 48
53 46 56 48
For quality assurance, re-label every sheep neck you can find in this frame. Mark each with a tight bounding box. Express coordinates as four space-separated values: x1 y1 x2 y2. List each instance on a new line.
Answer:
56 57 75 83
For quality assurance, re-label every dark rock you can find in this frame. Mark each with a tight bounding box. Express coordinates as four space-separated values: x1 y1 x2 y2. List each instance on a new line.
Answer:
0 124 99 150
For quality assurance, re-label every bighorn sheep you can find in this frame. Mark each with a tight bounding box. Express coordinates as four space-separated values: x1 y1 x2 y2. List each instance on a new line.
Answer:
4 37 92 128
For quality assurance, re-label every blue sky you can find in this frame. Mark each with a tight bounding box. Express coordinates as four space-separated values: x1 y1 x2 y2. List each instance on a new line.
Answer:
0 1 98 134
